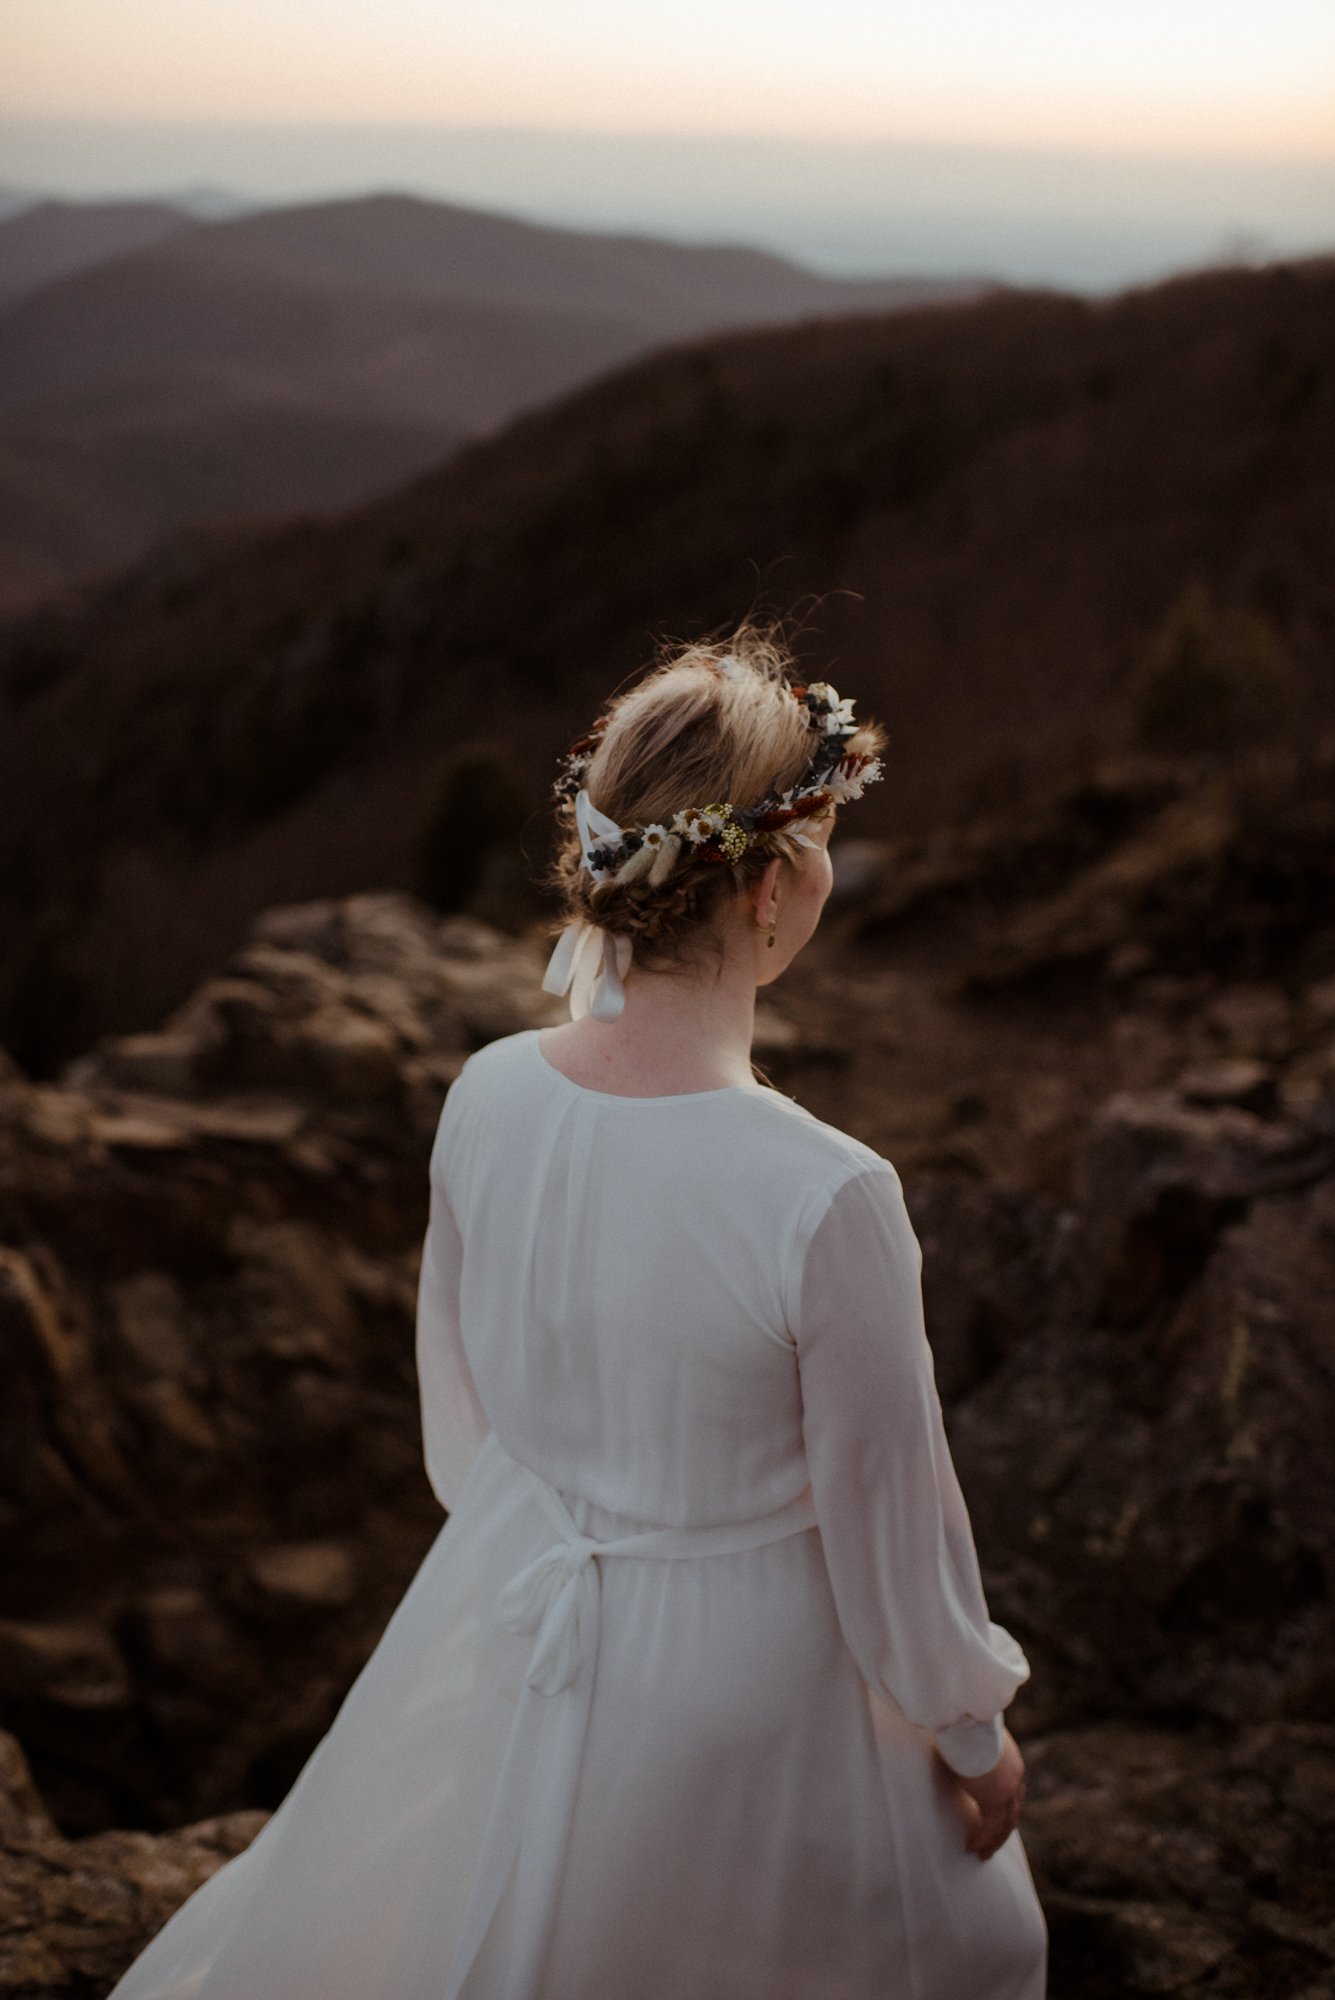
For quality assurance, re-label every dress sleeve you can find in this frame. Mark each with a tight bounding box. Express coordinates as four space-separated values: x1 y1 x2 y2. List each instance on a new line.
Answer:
414 1099 490 1512
792 1163 1030 1777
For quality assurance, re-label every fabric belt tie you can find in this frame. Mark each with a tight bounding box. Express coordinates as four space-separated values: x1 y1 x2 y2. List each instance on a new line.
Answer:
441 1443 818 1999
495 1460 820 1697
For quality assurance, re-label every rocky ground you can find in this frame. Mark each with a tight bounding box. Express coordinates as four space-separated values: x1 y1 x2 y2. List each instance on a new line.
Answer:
1 742 1333 1998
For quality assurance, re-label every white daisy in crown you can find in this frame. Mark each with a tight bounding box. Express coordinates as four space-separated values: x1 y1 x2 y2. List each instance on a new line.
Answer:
674 804 729 844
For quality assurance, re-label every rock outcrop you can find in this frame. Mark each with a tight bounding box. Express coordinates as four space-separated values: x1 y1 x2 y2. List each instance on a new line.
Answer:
944 1083 1335 1740
0 1727 266 2000
0 895 557 1835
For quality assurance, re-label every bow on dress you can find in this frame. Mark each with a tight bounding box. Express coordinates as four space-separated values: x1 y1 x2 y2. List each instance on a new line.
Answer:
492 1454 820 1700
541 788 633 1022
495 1531 602 1696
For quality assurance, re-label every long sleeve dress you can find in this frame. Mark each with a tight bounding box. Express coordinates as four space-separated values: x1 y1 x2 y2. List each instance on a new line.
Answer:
106 1025 1047 2000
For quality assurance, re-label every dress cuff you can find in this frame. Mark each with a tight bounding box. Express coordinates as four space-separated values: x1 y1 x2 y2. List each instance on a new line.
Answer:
932 1713 1005 1778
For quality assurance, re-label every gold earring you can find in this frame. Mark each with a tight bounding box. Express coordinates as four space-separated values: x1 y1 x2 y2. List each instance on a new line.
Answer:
766 916 777 949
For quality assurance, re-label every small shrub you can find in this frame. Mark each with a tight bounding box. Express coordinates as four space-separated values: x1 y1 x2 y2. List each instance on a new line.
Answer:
1132 580 1296 756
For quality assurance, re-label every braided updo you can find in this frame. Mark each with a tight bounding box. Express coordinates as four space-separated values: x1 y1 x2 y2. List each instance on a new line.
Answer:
543 625 886 975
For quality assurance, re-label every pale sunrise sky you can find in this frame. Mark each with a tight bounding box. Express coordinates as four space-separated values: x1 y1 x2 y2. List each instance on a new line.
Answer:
3 1 1332 289
6 0 1333 152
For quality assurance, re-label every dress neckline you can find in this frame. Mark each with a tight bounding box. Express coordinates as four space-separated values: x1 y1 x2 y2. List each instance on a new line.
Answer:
529 1029 767 1105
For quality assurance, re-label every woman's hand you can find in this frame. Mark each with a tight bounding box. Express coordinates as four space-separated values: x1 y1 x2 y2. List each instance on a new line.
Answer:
940 1729 1026 1860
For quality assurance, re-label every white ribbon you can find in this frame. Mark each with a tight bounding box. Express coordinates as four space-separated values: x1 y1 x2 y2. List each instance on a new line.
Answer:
541 918 633 1022
573 786 622 881
541 787 634 1021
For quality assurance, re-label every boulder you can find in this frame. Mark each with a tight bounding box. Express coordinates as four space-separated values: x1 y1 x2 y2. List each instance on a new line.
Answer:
0 1727 266 2000
1073 1089 1333 1322
1023 1722 1335 1999
947 1085 1335 1737
246 1542 358 1611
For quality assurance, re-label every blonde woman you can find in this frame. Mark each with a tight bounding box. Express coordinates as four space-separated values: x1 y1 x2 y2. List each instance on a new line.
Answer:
107 628 1046 1999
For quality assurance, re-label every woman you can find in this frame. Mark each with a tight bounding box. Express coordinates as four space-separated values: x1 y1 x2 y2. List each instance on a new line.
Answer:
107 629 1047 1999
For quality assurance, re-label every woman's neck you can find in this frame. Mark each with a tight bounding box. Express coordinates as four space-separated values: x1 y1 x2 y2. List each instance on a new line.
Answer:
539 944 760 1095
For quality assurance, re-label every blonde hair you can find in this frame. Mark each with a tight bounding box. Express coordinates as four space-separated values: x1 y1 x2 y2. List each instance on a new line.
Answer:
544 624 886 973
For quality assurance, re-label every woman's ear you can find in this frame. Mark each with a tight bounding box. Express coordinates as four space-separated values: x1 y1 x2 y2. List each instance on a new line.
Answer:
750 856 783 928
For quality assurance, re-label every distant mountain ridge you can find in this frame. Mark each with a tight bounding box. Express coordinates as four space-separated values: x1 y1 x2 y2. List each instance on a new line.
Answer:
0 190 993 613
167 191 988 330
0 197 197 308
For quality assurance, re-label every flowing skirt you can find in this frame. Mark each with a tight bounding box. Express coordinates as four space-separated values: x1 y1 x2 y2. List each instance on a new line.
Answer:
107 1430 1047 2000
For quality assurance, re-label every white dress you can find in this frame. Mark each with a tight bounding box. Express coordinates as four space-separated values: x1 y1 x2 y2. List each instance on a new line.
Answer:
107 1026 1048 2000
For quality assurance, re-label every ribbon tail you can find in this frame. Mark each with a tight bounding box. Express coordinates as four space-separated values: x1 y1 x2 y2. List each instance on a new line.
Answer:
588 932 632 1022
524 1567 589 1696
567 923 604 1020
541 918 589 998
543 918 604 1020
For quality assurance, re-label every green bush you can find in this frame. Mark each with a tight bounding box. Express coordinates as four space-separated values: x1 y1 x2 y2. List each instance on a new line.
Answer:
1133 579 1296 756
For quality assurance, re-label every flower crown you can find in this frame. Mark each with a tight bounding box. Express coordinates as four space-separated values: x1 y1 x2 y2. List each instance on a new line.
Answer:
552 664 883 891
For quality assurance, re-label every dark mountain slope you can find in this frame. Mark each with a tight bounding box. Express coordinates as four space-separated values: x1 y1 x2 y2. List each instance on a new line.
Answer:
0 254 1330 1070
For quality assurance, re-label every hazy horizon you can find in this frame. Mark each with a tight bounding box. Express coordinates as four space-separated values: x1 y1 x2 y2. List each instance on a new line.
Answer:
3 119 1332 295
7 0 1332 292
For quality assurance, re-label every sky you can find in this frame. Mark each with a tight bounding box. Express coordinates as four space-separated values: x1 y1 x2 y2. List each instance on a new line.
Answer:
3 1 1332 289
